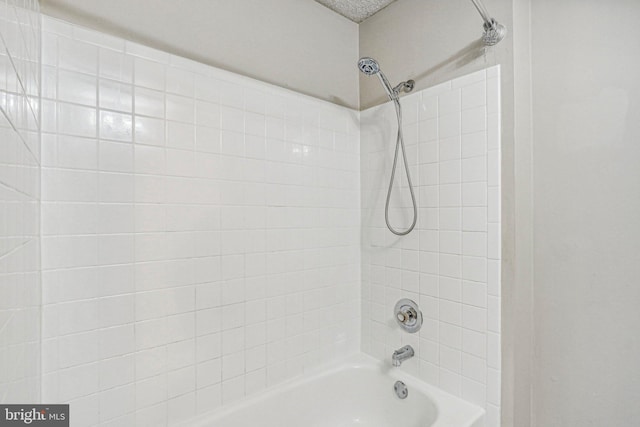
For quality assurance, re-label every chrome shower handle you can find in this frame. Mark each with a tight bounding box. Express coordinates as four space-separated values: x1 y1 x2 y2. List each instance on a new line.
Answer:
396 306 417 324
394 298 423 333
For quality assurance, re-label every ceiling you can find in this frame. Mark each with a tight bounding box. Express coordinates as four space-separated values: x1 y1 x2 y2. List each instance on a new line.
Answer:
314 0 398 23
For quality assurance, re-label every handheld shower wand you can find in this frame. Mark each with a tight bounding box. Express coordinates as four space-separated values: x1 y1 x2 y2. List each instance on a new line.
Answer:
359 57 417 236
358 57 395 100
358 57 414 102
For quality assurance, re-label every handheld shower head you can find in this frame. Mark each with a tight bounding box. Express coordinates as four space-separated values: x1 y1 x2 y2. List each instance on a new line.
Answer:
358 57 396 101
358 57 380 75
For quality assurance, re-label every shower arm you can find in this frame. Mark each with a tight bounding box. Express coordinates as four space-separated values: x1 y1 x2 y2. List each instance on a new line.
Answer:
470 0 491 24
470 0 498 30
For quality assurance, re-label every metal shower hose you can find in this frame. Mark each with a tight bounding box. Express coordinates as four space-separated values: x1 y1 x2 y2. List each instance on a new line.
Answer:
384 97 417 236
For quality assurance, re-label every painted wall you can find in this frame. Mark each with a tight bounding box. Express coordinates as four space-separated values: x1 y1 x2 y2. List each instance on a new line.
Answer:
360 67 502 425
40 17 361 426
39 0 360 109
0 0 41 403
531 0 640 425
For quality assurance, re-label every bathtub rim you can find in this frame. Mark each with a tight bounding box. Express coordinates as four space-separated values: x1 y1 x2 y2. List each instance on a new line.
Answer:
176 352 485 427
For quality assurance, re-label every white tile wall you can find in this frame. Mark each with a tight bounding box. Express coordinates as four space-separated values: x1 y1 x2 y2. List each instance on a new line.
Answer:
24 11 504 427
40 16 360 426
360 67 501 425
0 0 41 404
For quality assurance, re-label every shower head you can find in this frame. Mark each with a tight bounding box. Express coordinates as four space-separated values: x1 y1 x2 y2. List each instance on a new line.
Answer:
470 0 506 46
482 19 507 46
358 57 380 75
358 57 396 101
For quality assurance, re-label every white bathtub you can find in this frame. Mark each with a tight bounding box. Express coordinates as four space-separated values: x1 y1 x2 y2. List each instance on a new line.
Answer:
179 353 484 427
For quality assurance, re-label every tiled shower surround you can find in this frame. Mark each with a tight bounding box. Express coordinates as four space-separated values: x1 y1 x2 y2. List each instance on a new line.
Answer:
360 67 501 425
39 17 360 426
0 0 41 403
0 9 503 427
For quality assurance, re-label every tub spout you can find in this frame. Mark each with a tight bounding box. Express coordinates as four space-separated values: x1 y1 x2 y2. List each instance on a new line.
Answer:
392 345 414 367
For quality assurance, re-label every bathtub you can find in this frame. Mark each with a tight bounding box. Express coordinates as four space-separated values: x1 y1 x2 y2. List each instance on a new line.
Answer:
179 353 484 427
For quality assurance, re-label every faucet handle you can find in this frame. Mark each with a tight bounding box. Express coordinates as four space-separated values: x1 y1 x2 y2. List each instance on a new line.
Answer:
394 298 423 333
396 308 417 323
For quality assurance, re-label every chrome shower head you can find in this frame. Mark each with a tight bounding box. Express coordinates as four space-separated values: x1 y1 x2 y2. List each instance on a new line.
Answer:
358 57 380 75
358 57 396 101
482 19 507 46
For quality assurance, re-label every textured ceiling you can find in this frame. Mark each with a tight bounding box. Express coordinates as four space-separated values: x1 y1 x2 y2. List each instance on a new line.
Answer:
314 0 398 23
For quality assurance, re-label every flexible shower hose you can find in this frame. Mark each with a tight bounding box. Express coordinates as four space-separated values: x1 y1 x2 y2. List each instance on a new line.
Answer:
385 97 417 236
